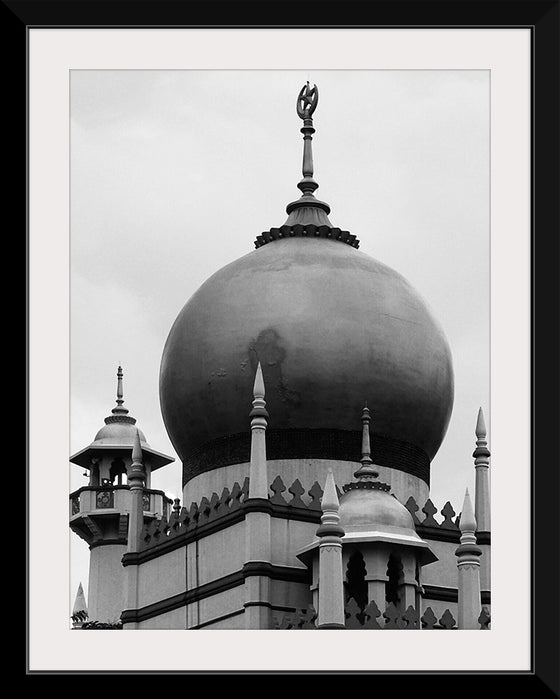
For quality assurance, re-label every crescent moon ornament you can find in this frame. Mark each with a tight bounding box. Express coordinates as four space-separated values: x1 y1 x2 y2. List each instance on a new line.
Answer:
297 82 319 120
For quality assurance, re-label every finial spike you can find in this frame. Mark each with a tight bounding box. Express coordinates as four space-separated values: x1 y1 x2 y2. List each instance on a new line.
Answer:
459 488 477 533
131 428 143 465
321 468 339 512
253 362 265 400
116 365 124 404
476 407 486 439
111 364 129 417
353 403 379 480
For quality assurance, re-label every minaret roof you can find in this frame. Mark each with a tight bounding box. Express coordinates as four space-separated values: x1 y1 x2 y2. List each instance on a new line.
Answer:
70 366 174 470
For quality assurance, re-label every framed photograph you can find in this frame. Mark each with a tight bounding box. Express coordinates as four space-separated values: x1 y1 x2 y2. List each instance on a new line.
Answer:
20 2 558 684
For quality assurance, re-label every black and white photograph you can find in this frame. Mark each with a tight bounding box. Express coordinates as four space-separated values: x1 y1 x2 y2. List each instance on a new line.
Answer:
69 69 490 631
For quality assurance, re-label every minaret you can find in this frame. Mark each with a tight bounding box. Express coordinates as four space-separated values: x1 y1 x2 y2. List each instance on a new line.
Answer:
455 488 483 629
69 366 174 623
243 363 272 629
473 407 491 531
316 469 346 629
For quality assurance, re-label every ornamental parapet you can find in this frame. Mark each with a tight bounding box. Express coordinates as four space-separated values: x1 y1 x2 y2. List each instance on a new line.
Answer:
131 475 488 560
69 485 173 519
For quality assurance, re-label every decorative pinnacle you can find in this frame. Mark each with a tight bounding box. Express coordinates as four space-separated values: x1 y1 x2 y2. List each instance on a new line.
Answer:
473 406 490 464
321 468 339 512
250 362 268 420
455 487 482 560
296 82 319 196
317 468 345 539
353 404 379 480
284 83 332 226
129 428 145 482
459 488 477 535
131 428 142 464
475 407 486 439
111 365 129 417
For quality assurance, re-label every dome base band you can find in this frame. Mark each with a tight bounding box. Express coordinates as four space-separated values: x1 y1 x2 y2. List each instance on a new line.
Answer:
181 429 430 489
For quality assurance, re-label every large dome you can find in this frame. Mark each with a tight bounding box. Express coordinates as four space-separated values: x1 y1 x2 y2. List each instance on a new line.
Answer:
160 235 454 487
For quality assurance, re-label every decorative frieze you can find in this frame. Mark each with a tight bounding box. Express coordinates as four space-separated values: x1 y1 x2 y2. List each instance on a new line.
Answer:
254 224 360 250
139 476 486 554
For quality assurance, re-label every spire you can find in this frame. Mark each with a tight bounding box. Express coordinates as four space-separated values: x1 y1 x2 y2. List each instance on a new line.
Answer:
127 429 146 554
475 406 486 439
320 467 340 514
459 488 477 536
284 82 333 227
455 487 482 629
316 468 345 629
254 84 361 248
248 362 269 499
473 407 491 531
104 365 136 425
131 428 143 467
111 365 129 417
353 404 380 480
316 468 345 538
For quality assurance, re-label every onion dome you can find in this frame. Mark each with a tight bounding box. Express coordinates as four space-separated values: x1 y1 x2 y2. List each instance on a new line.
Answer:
71 366 173 471
160 84 454 489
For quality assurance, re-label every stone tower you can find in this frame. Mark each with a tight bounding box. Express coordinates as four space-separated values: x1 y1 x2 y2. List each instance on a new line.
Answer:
69 366 174 623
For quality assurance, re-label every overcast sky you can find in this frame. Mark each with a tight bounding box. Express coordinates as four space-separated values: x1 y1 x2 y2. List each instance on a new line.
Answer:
70 70 489 608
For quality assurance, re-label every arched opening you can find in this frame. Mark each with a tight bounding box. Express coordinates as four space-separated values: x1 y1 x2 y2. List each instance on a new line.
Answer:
385 552 404 609
344 549 368 611
110 458 127 486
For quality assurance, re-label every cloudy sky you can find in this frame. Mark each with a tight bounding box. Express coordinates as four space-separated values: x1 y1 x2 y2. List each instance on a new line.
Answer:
70 70 489 607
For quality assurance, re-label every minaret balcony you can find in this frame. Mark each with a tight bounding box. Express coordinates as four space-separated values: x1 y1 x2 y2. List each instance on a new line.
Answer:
69 485 171 521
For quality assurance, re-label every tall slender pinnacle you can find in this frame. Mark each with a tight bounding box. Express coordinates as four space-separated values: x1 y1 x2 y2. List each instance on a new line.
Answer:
248 362 269 499
475 406 486 439
459 488 477 535
473 407 491 531
353 404 379 480
253 361 265 401
111 365 129 416
455 487 482 629
296 82 319 195
127 428 146 555
131 428 143 467
316 468 345 629
284 83 332 227
321 468 340 513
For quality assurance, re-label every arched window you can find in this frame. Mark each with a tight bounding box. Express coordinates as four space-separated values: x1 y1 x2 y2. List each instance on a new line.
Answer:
385 552 404 608
344 550 368 611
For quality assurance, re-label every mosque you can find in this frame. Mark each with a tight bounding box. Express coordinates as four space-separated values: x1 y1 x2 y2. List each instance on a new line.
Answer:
69 83 491 631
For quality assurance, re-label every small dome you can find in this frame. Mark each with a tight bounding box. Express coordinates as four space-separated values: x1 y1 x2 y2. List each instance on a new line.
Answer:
93 421 147 446
339 485 415 534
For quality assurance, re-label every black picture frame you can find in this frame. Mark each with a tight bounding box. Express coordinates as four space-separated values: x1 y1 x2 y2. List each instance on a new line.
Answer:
13 0 558 688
